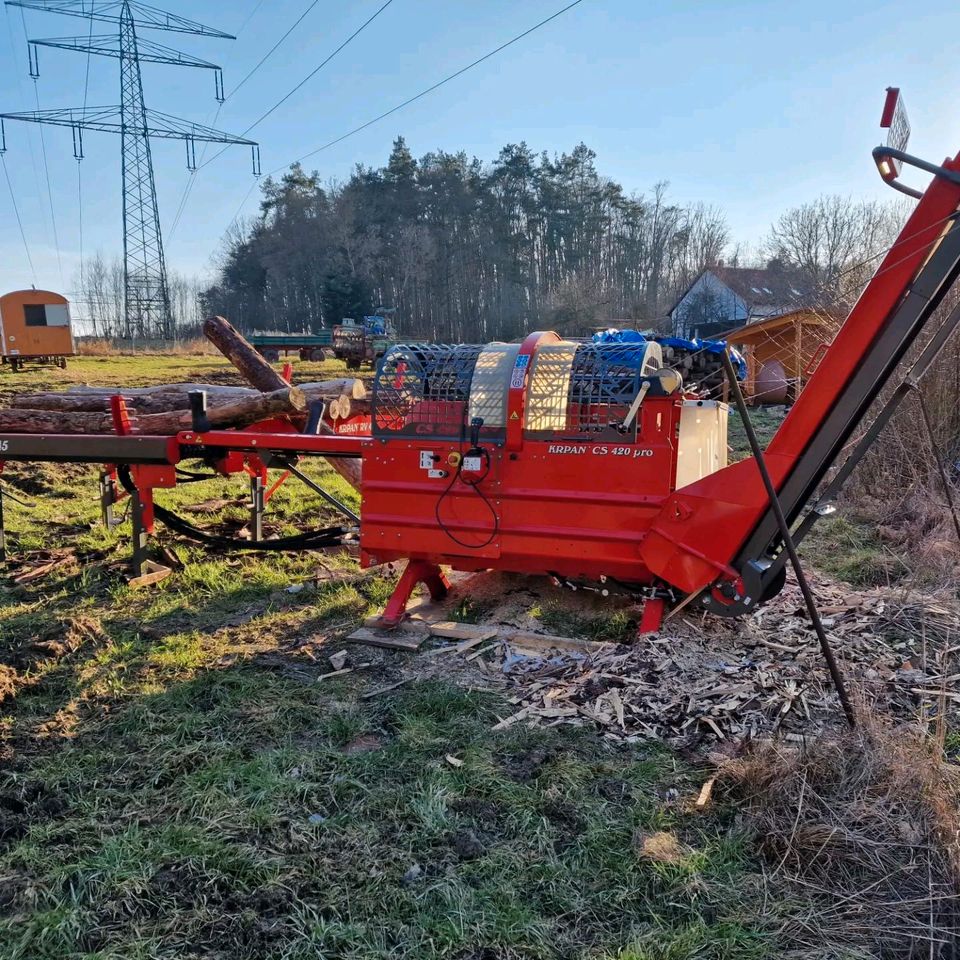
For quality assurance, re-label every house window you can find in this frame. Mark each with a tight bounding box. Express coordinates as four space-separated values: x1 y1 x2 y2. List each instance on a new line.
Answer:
24 304 47 327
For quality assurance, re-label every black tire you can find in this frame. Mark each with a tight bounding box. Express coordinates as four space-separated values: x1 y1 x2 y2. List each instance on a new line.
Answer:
346 358 361 371
263 349 280 363
56 357 67 370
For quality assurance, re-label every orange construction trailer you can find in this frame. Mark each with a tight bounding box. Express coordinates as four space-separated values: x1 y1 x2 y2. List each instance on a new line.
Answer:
0 289 75 371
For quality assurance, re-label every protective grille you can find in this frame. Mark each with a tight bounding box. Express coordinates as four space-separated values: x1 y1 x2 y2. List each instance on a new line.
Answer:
525 342 578 433
469 343 520 428
373 343 484 439
557 341 664 436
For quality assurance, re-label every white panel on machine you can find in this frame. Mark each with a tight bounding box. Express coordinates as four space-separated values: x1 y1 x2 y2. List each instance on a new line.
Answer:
524 341 579 432
469 343 520 428
675 400 728 489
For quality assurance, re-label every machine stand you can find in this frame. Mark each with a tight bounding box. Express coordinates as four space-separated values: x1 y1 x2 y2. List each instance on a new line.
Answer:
0 480 6 563
638 597 665 635
373 560 450 629
127 486 171 588
99 469 121 529
250 473 266 542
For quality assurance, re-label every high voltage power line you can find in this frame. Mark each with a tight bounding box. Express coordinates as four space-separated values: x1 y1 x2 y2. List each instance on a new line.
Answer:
168 0 323 240
1 151 36 278
0 0 259 339
284 0 586 171
223 0 588 228
196 0 397 174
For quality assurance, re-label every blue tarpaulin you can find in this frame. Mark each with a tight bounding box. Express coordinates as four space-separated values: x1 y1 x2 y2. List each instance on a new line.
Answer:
591 328 747 381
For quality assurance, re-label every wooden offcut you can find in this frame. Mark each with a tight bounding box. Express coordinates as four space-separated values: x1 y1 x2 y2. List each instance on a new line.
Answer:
346 627 425 652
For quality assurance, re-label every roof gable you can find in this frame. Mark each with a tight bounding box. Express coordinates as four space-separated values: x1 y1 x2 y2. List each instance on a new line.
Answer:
710 266 813 312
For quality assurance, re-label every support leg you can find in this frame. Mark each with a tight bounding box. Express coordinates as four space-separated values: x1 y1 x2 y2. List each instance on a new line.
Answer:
100 469 119 529
250 473 265 542
130 488 149 580
374 560 450 628
127 485 171 588
638 597 664 635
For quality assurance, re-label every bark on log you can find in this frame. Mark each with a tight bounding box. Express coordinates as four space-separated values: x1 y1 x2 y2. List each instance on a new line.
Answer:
11 380 366 413
65 378 366 399
66 383 258 396
302 378 366 400
135 387 306 434
0 410 112 433
203 316 288 393
203 315 362 490
0 388 306 435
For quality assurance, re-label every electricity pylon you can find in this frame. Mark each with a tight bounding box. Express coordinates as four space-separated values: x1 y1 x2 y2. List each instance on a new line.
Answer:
0 0 259 339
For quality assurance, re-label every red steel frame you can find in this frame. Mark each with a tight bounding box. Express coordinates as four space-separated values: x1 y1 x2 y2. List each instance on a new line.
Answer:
639 151 960 598
3 144 960 632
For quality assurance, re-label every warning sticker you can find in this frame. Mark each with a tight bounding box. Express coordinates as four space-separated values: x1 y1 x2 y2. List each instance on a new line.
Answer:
510 354 530 389
509 411 519 420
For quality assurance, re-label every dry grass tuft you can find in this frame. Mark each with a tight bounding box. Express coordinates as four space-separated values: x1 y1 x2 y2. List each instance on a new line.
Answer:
721 714 960 957
77 336 216 356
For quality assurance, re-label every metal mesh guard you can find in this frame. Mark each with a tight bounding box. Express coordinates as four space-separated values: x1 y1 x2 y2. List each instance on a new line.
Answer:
469 343 521 428
522 341 664 436
373 343 484 439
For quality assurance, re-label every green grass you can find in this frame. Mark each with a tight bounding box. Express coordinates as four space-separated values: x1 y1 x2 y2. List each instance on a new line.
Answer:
800 514 907 587
726 407 784 460
1 672 768 960
0 355 819 958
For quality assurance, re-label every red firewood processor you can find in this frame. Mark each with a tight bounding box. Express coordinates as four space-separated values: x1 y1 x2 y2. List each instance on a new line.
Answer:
2 90 959 645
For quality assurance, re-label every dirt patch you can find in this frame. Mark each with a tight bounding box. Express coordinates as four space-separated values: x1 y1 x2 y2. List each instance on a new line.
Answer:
450 828 486 860
497 742 559 782
341 734 382 755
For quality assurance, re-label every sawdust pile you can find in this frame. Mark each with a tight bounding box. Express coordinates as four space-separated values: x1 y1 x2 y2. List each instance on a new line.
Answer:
720 714 960 957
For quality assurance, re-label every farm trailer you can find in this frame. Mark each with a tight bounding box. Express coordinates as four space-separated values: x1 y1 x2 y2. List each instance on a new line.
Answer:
0 289 75 371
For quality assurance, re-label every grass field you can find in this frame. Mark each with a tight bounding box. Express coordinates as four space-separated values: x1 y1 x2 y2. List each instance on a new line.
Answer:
0 356 885 959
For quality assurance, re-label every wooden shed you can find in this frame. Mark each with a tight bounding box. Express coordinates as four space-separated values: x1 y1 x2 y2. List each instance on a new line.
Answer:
0 289 75 371
724 310 838 404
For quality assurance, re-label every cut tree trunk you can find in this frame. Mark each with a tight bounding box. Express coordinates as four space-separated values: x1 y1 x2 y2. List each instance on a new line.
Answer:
203 315 362 490
0 388 306 435
11 380 365 413
0 410 112 434
203 315 289 393
64 378 365 399
65 383 257 396
328 396 372 420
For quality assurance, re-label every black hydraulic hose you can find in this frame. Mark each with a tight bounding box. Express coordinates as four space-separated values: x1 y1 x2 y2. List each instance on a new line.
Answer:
116 466 348 552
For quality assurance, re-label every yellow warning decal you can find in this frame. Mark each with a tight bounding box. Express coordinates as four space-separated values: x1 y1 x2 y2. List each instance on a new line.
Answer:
509 411 519 420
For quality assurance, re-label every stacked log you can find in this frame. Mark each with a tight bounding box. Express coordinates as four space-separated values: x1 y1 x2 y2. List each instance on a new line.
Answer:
202 315 363 489
0 388 305 435
8 380 365 414
0 314 366 490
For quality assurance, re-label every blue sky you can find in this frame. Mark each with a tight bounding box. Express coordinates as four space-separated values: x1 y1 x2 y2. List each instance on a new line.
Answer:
1 0 959 306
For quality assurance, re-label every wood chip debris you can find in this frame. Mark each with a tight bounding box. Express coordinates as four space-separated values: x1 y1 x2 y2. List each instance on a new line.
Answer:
476 579 960 745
